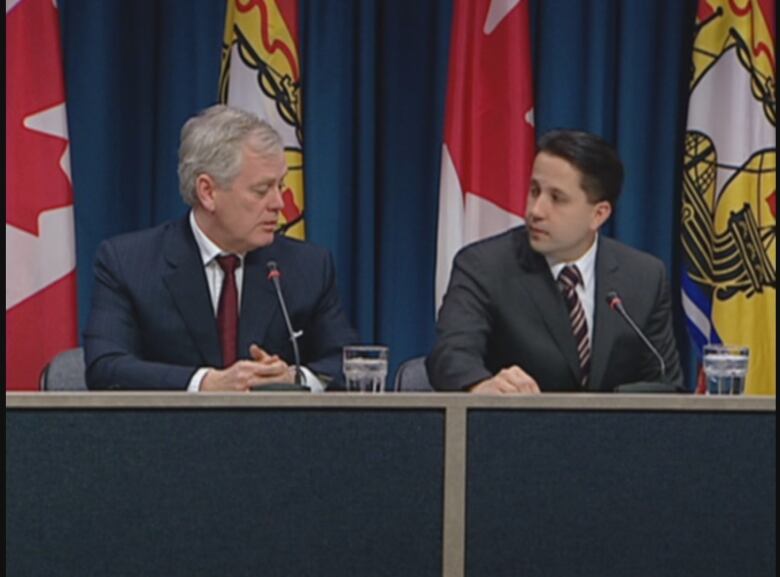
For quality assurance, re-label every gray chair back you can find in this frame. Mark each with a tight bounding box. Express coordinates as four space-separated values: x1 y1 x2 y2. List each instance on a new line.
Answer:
40 347 87 391
394 356 433 392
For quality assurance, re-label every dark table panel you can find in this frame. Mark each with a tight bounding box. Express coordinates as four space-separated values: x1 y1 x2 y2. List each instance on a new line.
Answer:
466 410 776 577
7 409 445 577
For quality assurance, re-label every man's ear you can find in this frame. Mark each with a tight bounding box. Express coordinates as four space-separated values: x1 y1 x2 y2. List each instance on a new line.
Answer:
195 174 218 212
591 200 612 231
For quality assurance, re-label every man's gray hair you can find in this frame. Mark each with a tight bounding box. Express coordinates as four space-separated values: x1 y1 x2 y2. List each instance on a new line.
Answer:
177 104 283 206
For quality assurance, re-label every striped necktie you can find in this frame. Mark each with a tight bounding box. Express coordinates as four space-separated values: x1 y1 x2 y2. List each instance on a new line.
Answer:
558 265 591 388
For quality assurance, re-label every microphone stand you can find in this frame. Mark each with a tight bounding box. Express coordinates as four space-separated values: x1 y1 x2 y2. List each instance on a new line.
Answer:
606 292 680 393
248 261 306 392
267 261 304 386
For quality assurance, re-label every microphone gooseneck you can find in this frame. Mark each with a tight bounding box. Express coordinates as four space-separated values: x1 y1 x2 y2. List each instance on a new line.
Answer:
266 260 304 385
606 291 666 381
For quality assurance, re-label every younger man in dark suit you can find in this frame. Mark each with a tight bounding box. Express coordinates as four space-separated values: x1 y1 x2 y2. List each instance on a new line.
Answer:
84 105 356 391
428 130 683 393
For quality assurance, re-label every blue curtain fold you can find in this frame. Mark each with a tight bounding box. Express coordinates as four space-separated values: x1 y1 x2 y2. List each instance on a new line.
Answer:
59 0 698 387
302 0 452 376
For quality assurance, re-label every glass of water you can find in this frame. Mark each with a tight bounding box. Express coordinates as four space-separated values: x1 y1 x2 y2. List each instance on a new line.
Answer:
343 346 389 392
702 344 749 395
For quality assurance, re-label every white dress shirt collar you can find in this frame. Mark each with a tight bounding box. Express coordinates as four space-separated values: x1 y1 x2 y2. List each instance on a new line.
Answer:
547 234 599 290
189 210 246 265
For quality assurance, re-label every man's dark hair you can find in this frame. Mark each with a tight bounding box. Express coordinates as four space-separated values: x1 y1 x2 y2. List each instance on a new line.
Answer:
537 130 624 208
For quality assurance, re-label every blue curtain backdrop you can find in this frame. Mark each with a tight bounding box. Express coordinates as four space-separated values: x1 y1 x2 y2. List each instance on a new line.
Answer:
58 0 698 387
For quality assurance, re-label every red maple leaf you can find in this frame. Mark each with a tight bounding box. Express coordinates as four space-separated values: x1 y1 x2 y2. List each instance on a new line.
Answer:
6 0 72 236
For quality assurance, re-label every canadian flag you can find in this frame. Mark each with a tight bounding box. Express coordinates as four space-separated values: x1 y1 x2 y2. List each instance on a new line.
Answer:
435 0 535 310
6 0 78 390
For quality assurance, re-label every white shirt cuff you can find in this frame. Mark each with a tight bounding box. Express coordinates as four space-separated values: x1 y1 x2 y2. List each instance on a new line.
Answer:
299 366 325 393
187 368 210 392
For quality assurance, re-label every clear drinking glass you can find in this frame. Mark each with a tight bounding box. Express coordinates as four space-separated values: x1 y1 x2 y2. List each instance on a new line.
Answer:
702 344 749 395
343 346 389 392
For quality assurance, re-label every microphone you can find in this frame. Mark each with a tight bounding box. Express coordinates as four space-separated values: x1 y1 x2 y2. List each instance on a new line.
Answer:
606 291 669 389
266 260 304 386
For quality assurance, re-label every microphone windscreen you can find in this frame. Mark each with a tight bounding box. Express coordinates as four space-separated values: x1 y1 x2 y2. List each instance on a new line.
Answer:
606 291 620 309
266 260 280 279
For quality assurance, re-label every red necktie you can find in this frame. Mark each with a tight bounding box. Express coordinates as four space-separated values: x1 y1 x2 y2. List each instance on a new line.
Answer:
558 265 591 388
216 254 241 368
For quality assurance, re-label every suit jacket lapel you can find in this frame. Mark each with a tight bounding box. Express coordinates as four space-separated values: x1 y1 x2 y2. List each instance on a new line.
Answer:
517 233 581 384
590 239 621 389
237 245 281 356
162 218 222 367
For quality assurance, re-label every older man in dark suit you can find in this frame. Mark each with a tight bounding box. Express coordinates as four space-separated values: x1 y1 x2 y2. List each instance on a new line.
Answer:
428 130 683 393
84 105 356 391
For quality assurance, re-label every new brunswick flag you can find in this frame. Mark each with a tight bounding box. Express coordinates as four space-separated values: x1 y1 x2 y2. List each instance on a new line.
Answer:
682 0 776 394
219 0 305 239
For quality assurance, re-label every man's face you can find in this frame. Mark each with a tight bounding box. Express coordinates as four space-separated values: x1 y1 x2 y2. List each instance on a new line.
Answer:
525 152 611 263
207 145 287 253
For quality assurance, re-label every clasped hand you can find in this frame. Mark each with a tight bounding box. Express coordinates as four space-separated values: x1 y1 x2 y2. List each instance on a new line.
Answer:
200 344 295 391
